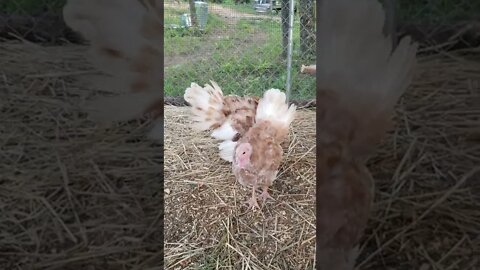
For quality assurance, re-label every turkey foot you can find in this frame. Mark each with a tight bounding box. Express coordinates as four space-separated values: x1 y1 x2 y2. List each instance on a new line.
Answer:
259 186 273 203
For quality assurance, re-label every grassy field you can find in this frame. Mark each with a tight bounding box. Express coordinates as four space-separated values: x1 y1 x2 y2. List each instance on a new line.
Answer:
164 7 228 56
221 0 258 15
164 7 316 99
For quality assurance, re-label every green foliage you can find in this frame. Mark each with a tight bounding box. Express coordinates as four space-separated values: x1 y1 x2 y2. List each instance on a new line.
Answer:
222 0 257 15
165 8 227 55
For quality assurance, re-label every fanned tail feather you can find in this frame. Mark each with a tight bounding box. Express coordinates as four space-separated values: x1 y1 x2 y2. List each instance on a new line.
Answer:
317 0 418 159
63 0 162 125
255 89 296 141
184 81 240 142
184 81 240 162
184 81 226 132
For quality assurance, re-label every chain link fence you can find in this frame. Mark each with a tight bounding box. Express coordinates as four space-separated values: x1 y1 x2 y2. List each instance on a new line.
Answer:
0 0 480 102
0 0 317 100
0 1 479 41
0 0 479 96
164 0 316 101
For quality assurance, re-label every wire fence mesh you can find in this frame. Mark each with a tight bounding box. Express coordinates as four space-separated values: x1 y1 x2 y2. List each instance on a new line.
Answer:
164 0 316 100
0 0 479 98
0 0 480 70
0 0 479 41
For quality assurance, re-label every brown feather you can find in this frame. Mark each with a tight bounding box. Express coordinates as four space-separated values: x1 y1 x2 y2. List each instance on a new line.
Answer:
233 121 285 188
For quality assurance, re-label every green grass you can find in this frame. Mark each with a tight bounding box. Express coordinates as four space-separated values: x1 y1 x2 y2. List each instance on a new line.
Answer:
165 17 316 100
219 0 258 15
164 7 227 55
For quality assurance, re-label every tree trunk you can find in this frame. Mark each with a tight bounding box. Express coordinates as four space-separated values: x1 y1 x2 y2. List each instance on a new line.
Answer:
281 0 290 58
188 0 197 27
299 0 315 58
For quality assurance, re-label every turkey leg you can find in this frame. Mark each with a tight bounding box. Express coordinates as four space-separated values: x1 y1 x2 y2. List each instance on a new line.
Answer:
246 184 259 210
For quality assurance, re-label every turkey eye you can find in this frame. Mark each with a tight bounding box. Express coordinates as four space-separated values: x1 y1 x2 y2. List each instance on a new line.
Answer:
242 152 246 155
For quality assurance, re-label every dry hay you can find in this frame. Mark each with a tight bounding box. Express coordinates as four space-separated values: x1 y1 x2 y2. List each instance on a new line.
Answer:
0 41 162 269
0 39 479 270
164 106 316 269
164 49 480 269
359 49 480 269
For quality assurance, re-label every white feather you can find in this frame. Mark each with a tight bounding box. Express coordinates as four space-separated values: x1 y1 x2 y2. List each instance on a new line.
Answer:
211 121 237 140
219 140 237 162
317 0 418 113
184 82 225 132
184 83 212 110
255 88 296 128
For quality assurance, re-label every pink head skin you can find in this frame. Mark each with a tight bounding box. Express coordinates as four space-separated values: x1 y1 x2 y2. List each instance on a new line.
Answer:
235 143 253 169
